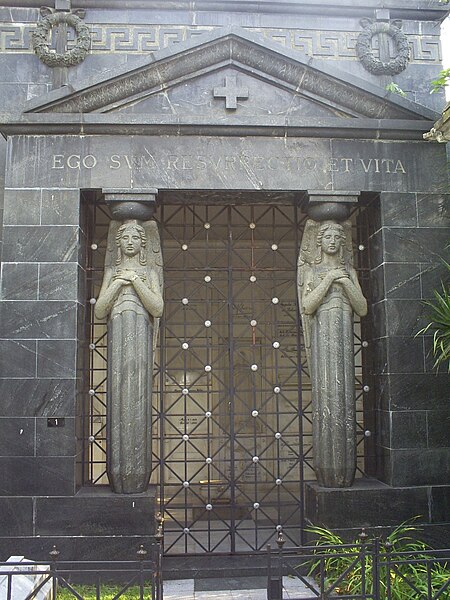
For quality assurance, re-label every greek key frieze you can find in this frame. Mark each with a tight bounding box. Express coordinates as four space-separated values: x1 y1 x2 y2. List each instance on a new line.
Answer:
0 23 441 64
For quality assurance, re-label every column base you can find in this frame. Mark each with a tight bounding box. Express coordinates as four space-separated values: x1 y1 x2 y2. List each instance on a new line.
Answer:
305 478 450 547
0 486 157 562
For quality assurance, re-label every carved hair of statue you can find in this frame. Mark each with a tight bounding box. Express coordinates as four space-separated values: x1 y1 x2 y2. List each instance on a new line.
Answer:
115 222 147 266
315 221 346 265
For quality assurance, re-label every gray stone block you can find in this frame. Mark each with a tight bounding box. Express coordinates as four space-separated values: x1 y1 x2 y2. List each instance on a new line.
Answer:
0 498 33 536
416 193 449 228
0 340 36 378
379 192 417 227
2 225 79 262
38 263 79 301
40 188 80 225
0 379 77 417
35 416 76 457
1 263 39 300
35 488 156 536
3 189 40 225
37 339 77 378
0 301 78 339
0 456 76 496
0 417 35 457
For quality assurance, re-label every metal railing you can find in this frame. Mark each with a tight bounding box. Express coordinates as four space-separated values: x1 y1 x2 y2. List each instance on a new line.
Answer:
266 532 450 600
0 518 164 600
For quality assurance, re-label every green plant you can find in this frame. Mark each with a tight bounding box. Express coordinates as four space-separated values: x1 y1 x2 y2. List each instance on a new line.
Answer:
385 82 406 97
431 68 450 93
304 518 449 598
417 259 450 372
56 583 152 599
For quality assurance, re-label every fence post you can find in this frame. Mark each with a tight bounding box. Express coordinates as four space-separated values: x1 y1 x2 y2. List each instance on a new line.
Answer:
137 544 147 600
372 537 380 600
384 540 393 600
267 531 284 600
49 545 60 600
266 544 272 600
154 512 164 600
359 529 368 597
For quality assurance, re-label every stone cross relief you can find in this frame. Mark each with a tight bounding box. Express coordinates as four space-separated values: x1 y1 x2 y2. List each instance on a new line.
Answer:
213 75 249 109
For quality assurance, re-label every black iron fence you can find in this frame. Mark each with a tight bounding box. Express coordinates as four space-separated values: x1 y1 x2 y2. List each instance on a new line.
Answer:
0 540 163 600
266 534 450 600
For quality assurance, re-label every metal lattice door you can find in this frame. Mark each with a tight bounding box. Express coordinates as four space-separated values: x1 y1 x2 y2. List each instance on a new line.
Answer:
156 204 306 554
84 196 371 554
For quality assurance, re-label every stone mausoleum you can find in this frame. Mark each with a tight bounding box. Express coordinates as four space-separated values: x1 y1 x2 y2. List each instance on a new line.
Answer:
0 0 448 565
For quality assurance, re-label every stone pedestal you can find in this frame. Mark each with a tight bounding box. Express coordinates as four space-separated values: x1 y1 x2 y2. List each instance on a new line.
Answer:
305 479 450 547
0 486 157 562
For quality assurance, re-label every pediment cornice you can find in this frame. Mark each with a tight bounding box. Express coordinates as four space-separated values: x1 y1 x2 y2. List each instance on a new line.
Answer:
24 28 437 122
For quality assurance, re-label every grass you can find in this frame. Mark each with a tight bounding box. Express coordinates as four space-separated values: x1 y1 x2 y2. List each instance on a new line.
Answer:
56 582 152 599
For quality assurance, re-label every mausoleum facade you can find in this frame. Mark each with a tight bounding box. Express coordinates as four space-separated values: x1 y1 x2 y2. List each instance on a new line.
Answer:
0 0 448 561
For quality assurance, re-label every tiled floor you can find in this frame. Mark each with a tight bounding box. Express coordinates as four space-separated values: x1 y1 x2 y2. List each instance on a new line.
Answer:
164 576 317 599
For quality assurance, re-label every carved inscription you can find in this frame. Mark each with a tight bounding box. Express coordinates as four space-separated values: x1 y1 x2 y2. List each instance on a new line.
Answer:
51 152 407 175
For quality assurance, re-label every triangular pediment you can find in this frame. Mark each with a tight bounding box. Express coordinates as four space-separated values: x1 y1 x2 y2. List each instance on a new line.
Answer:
24 28 437 122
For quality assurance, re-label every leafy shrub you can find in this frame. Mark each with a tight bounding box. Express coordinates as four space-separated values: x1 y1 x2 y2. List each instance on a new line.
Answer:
305 519 449 598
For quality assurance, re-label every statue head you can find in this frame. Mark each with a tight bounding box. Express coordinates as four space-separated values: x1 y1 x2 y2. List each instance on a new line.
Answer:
316 221 346 262
116 221 147 265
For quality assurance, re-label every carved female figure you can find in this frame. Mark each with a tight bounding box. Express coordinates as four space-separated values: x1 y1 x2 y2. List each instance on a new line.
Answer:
95 220 163 494
298 220 367 488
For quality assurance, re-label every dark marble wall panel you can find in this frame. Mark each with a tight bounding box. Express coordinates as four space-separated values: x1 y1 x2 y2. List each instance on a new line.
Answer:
431 486 450 523
40 189 81 226
370 263 425 305
389 448 450 487
35 491 155 536
0 379 78 417
381 227 448 265
369 192 449 488
367 228 384 270
378 410 428 450
38 263 79 301
3 188 40 225
2 225 79 262
0 139 6 265
376 373 449 412
1 262 39 300
0 300 78 339
420 259 449 300
0 417 36 457
36 416 76 457
379 192 417 227
0 497 34 536
416 193 449 228
0 456 76 496
37 339 77 378
305 481 430 529
0 184 83 502
0 339 37 378
427 409 450 449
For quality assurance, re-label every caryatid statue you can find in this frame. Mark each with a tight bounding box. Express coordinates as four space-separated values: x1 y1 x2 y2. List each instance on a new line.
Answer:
95 205 163 494
298 219 367 488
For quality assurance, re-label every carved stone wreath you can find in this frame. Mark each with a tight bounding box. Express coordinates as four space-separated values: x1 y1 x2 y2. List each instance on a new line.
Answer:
32 12 90 67
356 20 410 76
